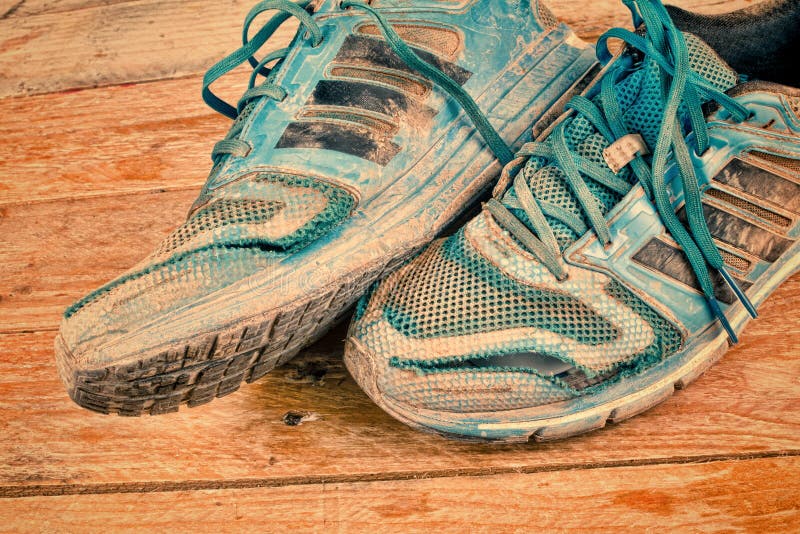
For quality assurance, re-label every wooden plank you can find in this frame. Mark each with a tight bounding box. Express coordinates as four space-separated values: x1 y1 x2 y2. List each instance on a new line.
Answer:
2 457 798 532
0 0 756 99
0 76 233 205
0 0 294 98
0 283 798 492
0 0 130 19
0 0 759 21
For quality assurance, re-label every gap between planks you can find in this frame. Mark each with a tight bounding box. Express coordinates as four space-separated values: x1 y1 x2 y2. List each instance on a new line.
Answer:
0 458 800 534
2 456 797 532
2 449 798 499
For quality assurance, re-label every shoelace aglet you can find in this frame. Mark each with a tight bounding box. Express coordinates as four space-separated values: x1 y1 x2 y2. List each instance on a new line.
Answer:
717 266 758 319
706 296 738 344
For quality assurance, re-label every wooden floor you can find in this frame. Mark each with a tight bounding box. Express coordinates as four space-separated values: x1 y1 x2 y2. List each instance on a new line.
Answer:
1 0 799 531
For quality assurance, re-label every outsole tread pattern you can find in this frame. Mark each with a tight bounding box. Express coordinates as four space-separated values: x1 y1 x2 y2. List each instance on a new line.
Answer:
61 252 413 416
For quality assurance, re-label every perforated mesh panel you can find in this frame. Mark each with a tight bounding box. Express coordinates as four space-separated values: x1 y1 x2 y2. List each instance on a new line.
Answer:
536 1 559 29
329 66 430 97
157 200 283 255
147 172 356 263
517 114 628 248
67 173 356 320
618 61 669 149
719 249 752 273
384 234 619 344
751 151 800 175
359 241 686 412
705 188 792 227
511 30 738 253
381 368 575 412
357 23 460 58
604 280 684 371
684 33 739 90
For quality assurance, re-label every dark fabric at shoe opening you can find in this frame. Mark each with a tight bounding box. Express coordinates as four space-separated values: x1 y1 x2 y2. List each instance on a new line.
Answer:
667 0 800 88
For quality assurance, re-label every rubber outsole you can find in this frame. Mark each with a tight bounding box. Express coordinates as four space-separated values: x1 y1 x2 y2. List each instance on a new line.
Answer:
56 252 411 416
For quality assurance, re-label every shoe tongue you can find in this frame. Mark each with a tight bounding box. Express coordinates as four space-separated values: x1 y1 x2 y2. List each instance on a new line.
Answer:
509 31 739 250
615 32 739 150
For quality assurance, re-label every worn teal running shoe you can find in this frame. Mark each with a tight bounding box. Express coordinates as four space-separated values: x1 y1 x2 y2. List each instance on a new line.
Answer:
345 0 800 441
55 0 596 415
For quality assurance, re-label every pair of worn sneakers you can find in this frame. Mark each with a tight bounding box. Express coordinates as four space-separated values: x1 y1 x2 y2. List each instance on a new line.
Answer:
56 0 800 442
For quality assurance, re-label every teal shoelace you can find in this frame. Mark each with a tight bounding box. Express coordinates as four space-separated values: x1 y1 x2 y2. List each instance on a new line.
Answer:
202 0 514 165
486 0 756 343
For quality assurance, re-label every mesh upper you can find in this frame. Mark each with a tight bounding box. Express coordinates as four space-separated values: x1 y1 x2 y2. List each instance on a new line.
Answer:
381 368 576 412
156 199 284 256
61 246 279 352
352 228 685 412
384 228 619 345
64 172 355 334
157 173 355 259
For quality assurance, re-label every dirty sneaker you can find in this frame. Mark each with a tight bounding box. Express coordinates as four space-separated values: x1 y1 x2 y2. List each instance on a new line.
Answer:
56 0 596 415
345 0 800 441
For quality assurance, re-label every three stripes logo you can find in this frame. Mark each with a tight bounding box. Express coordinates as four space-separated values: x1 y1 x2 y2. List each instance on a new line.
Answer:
275 23 472 165
633 151 800 303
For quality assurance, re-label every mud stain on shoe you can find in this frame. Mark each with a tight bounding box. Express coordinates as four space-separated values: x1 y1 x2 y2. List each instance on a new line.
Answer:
282 410 322 426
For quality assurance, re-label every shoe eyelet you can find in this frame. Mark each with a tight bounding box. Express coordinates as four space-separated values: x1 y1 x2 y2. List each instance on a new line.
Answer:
302 28 323 48
736 111 756 124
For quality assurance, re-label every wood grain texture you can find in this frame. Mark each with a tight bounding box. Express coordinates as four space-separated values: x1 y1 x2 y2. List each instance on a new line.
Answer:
0 190 195 332
2 456 798 533
0 0 293 98
0 78 226 204
0 0 756 98
0 284 798 492
0 0 130 19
